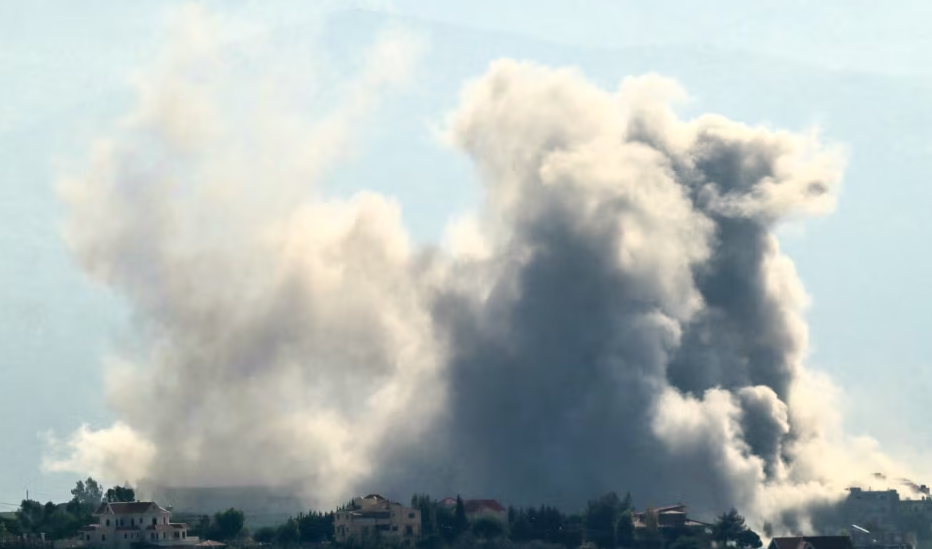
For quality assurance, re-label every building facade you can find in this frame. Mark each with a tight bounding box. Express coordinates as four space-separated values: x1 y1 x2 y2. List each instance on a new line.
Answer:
333 495 421 545
77 502 198 549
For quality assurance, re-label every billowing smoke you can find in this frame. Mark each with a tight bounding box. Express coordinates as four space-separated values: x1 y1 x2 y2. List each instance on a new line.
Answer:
43 5 917 533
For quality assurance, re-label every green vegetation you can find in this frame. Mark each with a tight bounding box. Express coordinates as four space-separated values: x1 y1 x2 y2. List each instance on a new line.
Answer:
0 477 109 540
0 479 765 549
104 486 136 503
712 508 762 549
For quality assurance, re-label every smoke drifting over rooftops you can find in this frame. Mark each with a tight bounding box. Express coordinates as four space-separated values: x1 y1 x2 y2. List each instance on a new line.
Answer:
42 4 920 534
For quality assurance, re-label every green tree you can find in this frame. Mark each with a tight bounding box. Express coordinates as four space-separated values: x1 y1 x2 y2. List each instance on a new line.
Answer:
713 509 762 549
736 529 763 549
44 508 80 540
296 511 333 543
105 486 135 503
212 508 245 540
253 526 276 544
562 513 586 549
586 493 627 548
713 509 748 544
453 496 469 538
510 510 533 542
616 509 635 548
276 517 300 546
671 536 706 549
471 516 506 540
70 478 103 508
18 499 45 533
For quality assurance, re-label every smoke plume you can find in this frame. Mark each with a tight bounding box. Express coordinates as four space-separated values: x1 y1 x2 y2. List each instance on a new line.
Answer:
43 5 918 533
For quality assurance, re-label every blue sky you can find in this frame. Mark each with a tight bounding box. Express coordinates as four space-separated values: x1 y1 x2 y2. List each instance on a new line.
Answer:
2 0 931 508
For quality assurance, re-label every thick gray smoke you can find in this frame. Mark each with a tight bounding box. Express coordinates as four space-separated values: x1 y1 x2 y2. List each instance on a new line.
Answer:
43 5 916 534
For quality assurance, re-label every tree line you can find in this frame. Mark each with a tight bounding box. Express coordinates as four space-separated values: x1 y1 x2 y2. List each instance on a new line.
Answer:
246 492 762 549
0 480 764 549
0 478 137 541
0 478 247 544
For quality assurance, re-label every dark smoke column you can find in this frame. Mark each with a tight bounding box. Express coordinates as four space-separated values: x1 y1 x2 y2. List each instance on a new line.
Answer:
409 61 844 524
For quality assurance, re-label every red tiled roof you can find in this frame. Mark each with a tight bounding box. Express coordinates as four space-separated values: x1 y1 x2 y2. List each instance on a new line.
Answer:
94 502 163 515
464 500 506 513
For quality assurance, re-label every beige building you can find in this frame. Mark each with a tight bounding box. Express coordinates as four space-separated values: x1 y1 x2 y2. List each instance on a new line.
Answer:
77 502 199 549
334 495 421 545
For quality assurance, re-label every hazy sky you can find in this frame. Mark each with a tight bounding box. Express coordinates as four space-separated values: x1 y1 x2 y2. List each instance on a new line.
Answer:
2 0 931 509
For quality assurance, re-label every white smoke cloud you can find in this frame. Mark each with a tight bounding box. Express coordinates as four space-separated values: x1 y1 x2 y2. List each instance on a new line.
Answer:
45 4 924 534
43 422 156 486
51 4 439 507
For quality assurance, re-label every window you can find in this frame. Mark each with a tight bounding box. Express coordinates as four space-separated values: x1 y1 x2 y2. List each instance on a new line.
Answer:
86 535 90 541
163 517 167 524
106 519 111 526
152 518 157 526
131 518 135 526
408 513 414 519
124 534 128 539
405 526 413 536
102 535 106 541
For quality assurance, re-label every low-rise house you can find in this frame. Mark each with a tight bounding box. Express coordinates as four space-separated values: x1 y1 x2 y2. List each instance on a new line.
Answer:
334 495 420 546
76 502 199 549
769 536 855 549
439 498 507 523
633 505 712 533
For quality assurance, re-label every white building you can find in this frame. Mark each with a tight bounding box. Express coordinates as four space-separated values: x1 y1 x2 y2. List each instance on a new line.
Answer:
334 494 421 545
77 502 199 549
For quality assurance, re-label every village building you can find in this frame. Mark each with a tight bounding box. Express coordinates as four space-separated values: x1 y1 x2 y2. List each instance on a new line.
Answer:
632 504 712 533
76 502 199 549
333 494 421 545
439 498 508 523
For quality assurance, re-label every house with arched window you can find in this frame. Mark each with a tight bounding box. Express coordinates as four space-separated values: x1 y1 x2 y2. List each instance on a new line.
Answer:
76 502 199 549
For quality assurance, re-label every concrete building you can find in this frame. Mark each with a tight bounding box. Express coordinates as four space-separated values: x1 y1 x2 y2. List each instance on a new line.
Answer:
842 485 932 549
846 488 901 531
333 494 420 545
76 502 198 549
